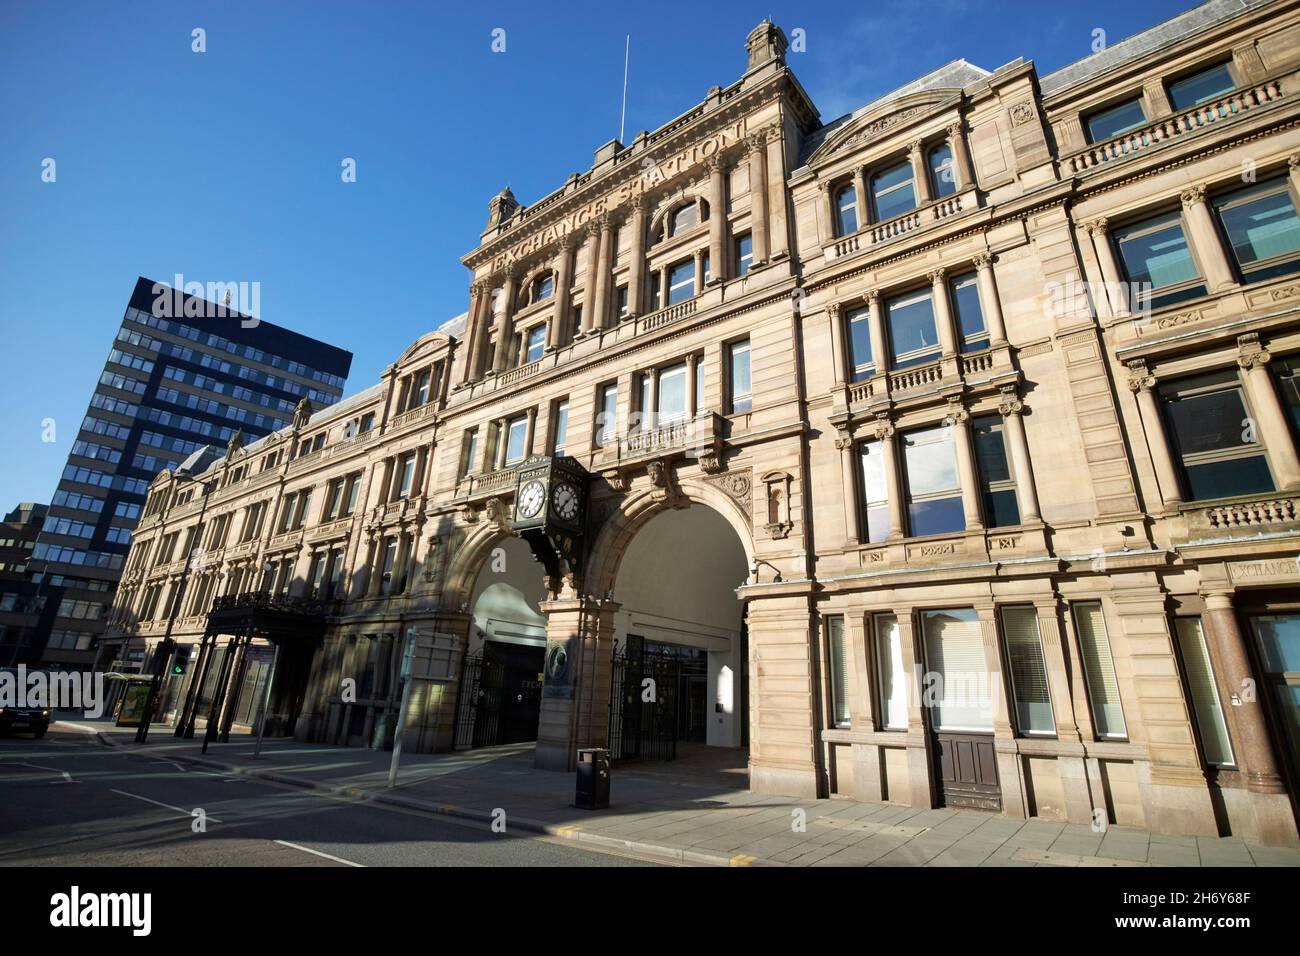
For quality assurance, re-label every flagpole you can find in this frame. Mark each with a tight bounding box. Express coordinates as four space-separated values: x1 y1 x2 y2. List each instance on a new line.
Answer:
620 34 630 144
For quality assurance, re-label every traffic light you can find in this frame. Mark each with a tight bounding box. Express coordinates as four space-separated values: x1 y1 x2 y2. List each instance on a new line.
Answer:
171 644 193 676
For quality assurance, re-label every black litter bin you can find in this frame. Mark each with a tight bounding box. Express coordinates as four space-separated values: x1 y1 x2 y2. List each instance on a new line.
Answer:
575 748 611 809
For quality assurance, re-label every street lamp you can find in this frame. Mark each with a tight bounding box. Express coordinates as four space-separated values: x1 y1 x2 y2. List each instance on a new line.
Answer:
135 469 216 744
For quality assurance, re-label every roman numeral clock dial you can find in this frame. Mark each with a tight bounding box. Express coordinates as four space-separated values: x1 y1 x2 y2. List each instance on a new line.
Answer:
551 480 580 521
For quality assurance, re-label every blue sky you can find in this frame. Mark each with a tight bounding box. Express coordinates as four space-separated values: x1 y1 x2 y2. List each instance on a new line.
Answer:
0 0 1196 507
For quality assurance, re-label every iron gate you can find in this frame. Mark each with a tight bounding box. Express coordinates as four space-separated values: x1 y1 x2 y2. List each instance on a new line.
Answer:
452 643 544 749
608 637 683 762
453 651 504 749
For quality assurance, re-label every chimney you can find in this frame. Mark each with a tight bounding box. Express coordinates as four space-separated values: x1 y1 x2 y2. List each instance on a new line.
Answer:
745 20 788 71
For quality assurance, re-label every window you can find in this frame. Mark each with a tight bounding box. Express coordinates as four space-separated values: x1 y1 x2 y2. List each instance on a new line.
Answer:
886 288 941 369
1159 370 1274 501
1000 607 1054 735
735 233 753 276
570 304 583 338
291 489 312 530
413 369 431 406
616 285 629 319
1212 178 1300 284
650 274 662 311
1072 601 1127 739
870 161 916 222
1167 62 1235 111
532 272 554 303
307 552 327 598
671 203 698 236
1276 354 1300 436
1113 211 1207 310
728 339 752 414
858 439 891 544
504 415 528 465
524 325 546 364
325 548 345 598
929 143 956 198
462 428 479 477
552 400 569 455
847 305 873 382
667 260 695 305
378 537 398 596
1173 618 1234 767
874 614 907 730
1085 97 1147 142
834 184 858 237
922 608 992 731
702 251 711 285
277 492 299 533
972 416 1020 528
658 363 687 422
827 616 851 727
594 383 617 448
396 454 417 497
324 478 345 520
902 425 964 537
950 272 987 352
343 473 362 516
695 357 705 413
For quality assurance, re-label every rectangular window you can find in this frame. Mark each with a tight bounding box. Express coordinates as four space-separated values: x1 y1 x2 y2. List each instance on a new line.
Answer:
552 400 569 455
650 274 662 311
414 369 431 406
886 288 941 369
695 358 705 414
616 285 629 319
835 185 858 237
668 260 695 305
379 537 398 596
462 429 478 477
874 613 907 730
858 439 891 544
870 161 916 222
728 340 752 414
636 373 652 432
325 548 344 598
1072 601 1127 739
922 608 992 731
902 425 964 537
847 305 873 382
343 474 362 516
658 363 687 422
950 272 987 352
595 383 617 448
524 326 546 364
1276 354 1300 437
1173 618 1234 767
1167 62 1235 112
972 415 1020 528
1113 211 1207 310
504 415 528 465
1159 370 1274 501
828 616 851 727
735 233 753 276
324 478 345 520
1000 606 1054 735
1212 178 1300 284
308 552 327 598
929 143 956 198
570 305 583 338
397 454 417 497
1085 97 1147 142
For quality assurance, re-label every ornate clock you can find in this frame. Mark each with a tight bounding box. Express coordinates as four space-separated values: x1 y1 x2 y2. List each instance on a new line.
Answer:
551 480 580 522
517 479 547 519
510 454 590 578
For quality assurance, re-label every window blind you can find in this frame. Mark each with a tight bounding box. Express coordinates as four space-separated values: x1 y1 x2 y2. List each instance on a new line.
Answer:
1073 601 1127 738
875 614 908 730
1000 606 1055 735
922 608 993 731
1174 618 1234 767
828 617 850 727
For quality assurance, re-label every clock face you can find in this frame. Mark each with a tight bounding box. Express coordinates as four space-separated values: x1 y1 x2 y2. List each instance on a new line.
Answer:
517 479 546 519
551 481 580 522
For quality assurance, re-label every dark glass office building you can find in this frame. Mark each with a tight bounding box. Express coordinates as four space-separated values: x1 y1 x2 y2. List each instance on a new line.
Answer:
21 277 352 668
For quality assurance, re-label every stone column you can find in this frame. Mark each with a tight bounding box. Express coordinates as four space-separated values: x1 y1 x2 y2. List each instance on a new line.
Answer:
898 613 937 808
875 416 904 538
706 156 728 284
947 121 974 191
548 237 576 350
580 222 601 335
972 253 1008 345
747 132 770 266
457 281 487 386
523 406 538 458
998 387 1042 522
819 180 836 241
867 290 888 374
1289 155 1300 201
746 595 821 798
980 606 1026 817
1181 185 1238 293
929 268 959 356
685 352 699 418
1238 334 1300 490
946 399 983 531
853 165 869 227
827 303 847 387
1127 362 1184 510
1202 591 1298 846
593 213 615 330
491 270 518 374
909 140 932 205
836 432 859 547
1087 218 1129 318
534 597 619 772
764 124 790 261
643 367 658 431
627 197 649 318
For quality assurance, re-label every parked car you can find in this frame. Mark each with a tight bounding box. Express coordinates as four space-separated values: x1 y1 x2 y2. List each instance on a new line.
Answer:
0 707 51 738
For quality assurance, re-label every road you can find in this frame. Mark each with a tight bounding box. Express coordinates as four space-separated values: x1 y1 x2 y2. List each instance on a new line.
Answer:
0 727 661 867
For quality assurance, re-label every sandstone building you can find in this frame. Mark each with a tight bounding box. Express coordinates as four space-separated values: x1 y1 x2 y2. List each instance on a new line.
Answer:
107 0 1300 845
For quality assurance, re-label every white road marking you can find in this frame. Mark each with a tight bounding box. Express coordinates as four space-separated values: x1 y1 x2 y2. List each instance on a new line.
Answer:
110 788 222 823
151 759 188 772
273 840 365 867
14 763 74 783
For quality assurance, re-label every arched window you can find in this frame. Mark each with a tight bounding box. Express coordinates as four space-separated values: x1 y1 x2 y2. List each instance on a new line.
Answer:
532 271 554 303
929 143 956 198
871 161 917 222
671 203 699 236
835 184 858 236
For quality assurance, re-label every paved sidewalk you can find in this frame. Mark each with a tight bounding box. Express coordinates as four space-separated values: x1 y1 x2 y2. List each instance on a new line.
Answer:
77 722 1300 867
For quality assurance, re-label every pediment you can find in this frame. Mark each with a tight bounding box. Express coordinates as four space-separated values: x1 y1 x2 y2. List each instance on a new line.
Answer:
807 90 963 167
396 331 453 365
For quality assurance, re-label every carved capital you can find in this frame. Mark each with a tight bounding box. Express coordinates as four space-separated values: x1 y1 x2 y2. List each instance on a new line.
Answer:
1086 217 1109 237
872 415 895 440
943 396 969 425
866 288 881 304
997 385 1023 417
927 268 947 285
1289 154 1300 171
1237 332 1272 369
972 252 994 270
946 121 965 140
833 435 853 451
1125 360 1156 393
1179 184 1208 207
908 139 924 156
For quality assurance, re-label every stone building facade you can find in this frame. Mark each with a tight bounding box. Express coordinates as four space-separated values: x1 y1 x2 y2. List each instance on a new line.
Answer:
108 0 1300 845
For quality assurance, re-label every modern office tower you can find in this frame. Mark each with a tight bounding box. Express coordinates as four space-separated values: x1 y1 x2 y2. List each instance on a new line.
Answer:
27 277 352 668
